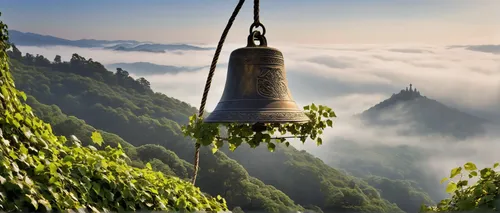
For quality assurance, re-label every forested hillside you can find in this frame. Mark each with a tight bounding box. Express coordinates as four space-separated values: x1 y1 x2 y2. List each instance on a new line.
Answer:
26 96 305 212
6 45 407 212
0 19 226 212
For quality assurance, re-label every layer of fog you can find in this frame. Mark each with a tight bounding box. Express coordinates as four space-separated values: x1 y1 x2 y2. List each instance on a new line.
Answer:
16 44 500 198
17 43 500 121
297 105 500 176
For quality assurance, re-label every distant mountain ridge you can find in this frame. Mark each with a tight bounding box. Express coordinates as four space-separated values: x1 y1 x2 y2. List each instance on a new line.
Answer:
8 30 213 53
359 84 488 138
449 44 500 54
106 62 208 75
104 43 213 53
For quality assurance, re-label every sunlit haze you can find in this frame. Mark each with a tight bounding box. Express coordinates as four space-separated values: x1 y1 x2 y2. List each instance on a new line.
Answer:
1 1 499 212
1 0 500 45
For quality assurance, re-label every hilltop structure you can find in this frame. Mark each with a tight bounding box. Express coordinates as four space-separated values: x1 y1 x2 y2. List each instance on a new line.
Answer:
393 83 422 101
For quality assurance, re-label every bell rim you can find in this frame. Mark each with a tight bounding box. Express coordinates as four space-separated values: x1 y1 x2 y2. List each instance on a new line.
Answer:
203 110 310 124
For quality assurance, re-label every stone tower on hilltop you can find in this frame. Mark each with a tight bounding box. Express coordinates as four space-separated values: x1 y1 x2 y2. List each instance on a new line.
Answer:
396 83 422 100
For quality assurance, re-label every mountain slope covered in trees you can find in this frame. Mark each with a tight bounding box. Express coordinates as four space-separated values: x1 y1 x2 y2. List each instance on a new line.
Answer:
26 95 305 213
0 20 227 212
7 46 406 212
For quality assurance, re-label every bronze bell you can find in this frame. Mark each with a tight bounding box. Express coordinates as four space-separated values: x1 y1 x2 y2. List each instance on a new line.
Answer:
204 31 309 124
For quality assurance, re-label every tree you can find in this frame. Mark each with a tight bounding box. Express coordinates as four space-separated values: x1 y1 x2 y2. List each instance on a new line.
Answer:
70 53 86 66
10 43 22 59
116 68 129 78
35 54 51 67
54 55 61 64
24 53 34 63
137 77 151 89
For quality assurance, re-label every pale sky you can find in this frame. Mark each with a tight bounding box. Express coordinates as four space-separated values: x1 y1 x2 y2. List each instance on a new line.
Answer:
1 0 499 45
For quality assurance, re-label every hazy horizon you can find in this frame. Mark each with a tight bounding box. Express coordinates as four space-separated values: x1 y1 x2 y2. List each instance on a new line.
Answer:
1 0 500 45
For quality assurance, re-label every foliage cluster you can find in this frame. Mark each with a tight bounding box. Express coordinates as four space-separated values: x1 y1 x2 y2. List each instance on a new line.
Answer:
0 14 227 212
422 162 500 212
181 104 336 154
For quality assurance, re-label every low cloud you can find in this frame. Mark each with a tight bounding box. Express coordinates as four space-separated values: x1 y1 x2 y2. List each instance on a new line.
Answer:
17 43 500 120
16 42 500 201
294 110 500 199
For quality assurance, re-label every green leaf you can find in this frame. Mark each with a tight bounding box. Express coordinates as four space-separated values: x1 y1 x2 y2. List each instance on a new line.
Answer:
450 167 462 179
440 177 449 184
19 144 28 155
316 137 323 146
446 182 457 193
468 170 478 178
329 111 336 117
34 164 45 174
91 131 104 146
464 162 477 171
267 143 276 152
311 104 317 111
145 162 152 170
326 120 333 127
494 163 499 168
49 163 57 174
19 91 27 101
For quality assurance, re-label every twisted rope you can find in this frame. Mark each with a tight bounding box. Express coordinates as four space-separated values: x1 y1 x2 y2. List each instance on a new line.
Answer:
191 0 247 185
254 0 260 25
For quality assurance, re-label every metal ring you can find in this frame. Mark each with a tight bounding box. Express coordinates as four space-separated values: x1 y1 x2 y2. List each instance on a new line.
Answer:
247 30 267 47
249 22 266 36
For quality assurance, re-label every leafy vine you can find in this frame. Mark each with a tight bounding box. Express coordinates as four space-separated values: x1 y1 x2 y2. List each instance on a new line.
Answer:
0 13 227 212
421 162 500 212
182 104 336 153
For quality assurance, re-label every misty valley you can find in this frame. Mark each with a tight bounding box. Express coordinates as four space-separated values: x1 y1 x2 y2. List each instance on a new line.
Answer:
0 2 500 213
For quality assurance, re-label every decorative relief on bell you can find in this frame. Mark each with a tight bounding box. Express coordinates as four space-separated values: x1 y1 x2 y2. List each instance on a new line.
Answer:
233 49 284 65
205 111 308 122
257 67 289 99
